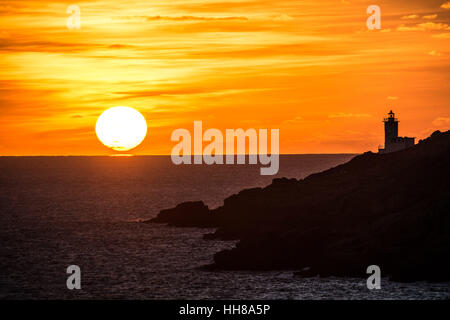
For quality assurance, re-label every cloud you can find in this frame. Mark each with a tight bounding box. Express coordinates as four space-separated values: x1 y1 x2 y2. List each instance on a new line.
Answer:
113 87 264 99
114 88 211 99
428 50 442 56
148 15 248 21
108 44 136 49
441 2 450 9
401 14 419 20
272 14 294 22
328 113 372 119
115 15 248 22
0 39 102 53
433 32 450 38
397 24 422 31
422 14 437 20
397 22 450 31
417 22 450 30
387 96 399 100
432 117 450 126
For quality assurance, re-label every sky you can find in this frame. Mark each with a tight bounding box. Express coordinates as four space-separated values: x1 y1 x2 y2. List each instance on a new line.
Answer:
0 0 449 155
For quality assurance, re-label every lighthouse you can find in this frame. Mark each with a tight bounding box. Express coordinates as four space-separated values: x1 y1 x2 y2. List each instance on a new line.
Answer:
379 110 415 154
384 110 398 146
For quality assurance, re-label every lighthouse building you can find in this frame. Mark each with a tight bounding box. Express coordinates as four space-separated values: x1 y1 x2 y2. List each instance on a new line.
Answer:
378 110 415 154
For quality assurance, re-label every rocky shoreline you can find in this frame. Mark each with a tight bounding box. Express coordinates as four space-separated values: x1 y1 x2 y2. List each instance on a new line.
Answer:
146 130 450 282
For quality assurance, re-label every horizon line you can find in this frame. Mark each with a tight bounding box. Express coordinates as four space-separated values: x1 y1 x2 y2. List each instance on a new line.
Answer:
0 152 359 157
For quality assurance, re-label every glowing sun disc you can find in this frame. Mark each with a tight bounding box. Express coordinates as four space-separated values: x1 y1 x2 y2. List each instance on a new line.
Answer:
95 106 147 151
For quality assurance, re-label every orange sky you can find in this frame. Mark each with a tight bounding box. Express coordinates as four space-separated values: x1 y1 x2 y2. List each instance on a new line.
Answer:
0 0 449 155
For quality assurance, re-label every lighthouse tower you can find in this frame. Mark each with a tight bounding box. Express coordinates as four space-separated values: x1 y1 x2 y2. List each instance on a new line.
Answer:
384 110 398 146
378 110 415 154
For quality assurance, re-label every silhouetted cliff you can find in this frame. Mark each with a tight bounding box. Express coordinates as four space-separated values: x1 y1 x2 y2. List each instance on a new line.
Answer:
147 130 450 282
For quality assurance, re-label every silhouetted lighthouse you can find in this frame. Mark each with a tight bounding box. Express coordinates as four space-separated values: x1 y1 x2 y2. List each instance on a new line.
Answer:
384 110 398 146
379 110 415 154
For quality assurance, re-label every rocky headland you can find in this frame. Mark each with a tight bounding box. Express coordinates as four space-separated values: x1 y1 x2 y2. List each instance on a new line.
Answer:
146 130 450 282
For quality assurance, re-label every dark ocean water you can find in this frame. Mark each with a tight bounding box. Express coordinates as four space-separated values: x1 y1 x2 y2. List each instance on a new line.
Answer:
0 155 449 299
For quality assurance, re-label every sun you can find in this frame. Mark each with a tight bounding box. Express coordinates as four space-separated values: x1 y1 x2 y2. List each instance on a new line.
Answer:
95 106 147 151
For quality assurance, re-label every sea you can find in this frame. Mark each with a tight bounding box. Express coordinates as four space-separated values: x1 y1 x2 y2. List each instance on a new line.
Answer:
0 155 449 299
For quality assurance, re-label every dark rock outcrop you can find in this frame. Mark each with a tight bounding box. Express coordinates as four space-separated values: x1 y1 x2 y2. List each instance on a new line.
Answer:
145 201 217 228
